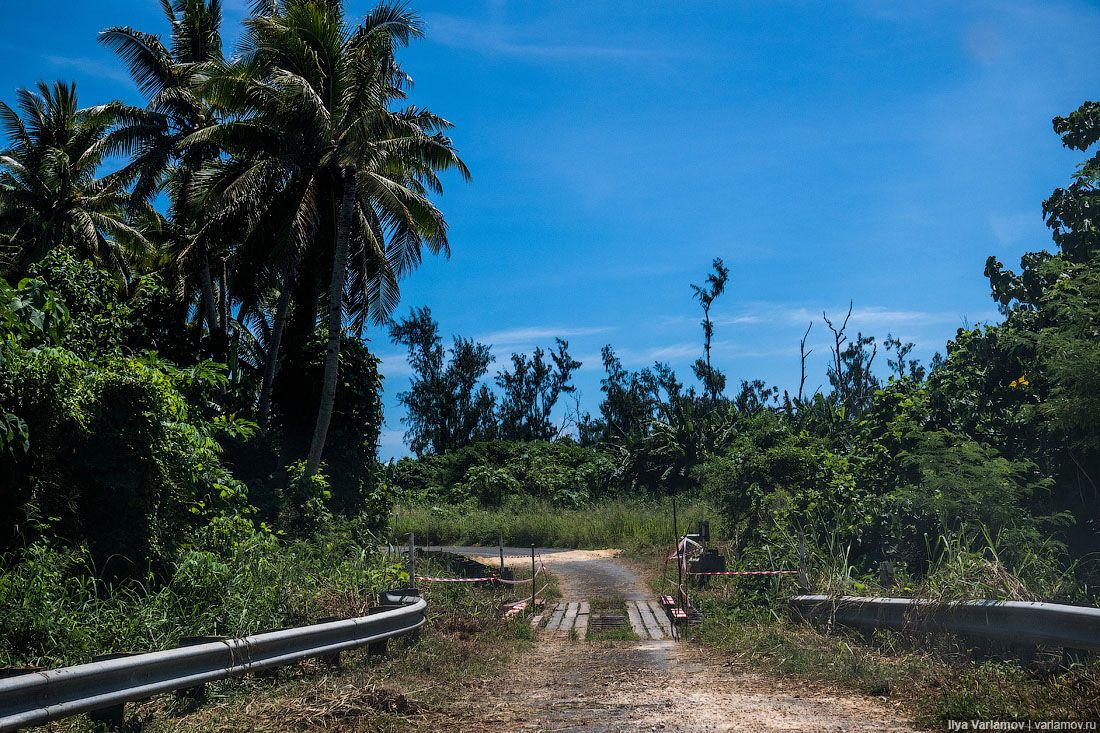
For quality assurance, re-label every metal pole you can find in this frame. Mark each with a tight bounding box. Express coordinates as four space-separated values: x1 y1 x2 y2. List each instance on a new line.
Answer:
530 544 536 611
408 533 416 589
673 495 683 609
798 531 809 593
499 532 505 576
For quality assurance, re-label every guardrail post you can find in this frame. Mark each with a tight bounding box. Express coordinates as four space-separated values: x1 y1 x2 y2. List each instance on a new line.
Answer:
87 653 134 730
878 561 894 589
673 495 684 610
367 604 397 657
314 619 342 668
176 636 226 699
530 545 536 611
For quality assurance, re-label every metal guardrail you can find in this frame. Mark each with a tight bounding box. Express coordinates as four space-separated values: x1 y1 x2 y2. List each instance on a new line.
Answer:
0 590 427 732
790 595 1100 651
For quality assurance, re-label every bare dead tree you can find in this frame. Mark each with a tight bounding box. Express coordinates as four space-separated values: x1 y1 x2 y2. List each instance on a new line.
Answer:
797 322 813 403
822 301 853 405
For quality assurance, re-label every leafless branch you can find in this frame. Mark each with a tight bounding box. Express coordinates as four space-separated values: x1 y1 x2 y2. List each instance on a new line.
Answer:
798 322 813 403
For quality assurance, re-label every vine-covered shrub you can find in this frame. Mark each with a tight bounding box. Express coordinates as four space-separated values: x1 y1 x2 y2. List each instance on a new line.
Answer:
0 346 252 577
0 261 253 577
697 411 873 567
698 389 1062 599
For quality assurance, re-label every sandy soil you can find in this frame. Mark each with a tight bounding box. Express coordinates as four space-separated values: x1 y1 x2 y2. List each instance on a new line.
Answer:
433 547 912 732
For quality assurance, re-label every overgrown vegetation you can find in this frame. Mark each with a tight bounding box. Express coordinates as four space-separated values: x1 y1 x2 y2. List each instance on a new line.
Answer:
0 517 404 668
1 0 1099 727
41 554 535 733
0 0 459 674
690 597 1100 727
392 497 715 551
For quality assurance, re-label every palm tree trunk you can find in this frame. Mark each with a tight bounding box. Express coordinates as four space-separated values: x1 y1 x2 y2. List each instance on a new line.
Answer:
258 278 292 430
219 259 230 337
305 166 356 477
200 260 218 331
200 259 222 357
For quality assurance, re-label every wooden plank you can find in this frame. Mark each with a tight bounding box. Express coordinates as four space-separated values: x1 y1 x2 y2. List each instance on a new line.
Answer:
545 602 566 631
636 600 665 639
563 598 580 629
625 600 648 639
529 613 544 628
574 601 590 640
559 602 579 633
647 600 674 635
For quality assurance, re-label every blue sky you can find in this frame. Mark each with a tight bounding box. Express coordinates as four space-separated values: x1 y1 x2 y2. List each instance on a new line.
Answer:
2 1 1098 459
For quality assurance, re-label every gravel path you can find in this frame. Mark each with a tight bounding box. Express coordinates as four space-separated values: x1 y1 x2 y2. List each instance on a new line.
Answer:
436 547 912 733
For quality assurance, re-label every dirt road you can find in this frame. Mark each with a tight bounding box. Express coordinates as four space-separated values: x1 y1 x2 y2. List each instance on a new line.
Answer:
436 547 912 732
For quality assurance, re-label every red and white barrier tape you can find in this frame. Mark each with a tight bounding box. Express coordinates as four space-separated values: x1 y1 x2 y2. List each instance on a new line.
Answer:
687 569 799 576
415 575 497 583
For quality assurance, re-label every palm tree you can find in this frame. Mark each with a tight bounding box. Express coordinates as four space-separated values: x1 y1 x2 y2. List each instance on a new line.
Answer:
191 0 469 473
0 81 151 283
99 0 230 354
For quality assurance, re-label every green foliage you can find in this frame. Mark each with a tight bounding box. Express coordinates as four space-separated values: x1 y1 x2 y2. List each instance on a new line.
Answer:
0 344 250 576
0 516 404 667
388 439 616 509
0 275 69 456
0 276 68 348
27 249 196 362
698 412 873 562
889 430 1049 555
392 497 715 550
390 306 497 456
454 464 521 509
272 332 387 519
280 460 334 538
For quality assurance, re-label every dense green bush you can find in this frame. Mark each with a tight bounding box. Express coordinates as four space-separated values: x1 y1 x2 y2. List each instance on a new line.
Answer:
26 250 197 363
0 345 252 576
698 411 873 561
2 254 390 578
387 439 617 509
0 257 256 576
697 394 1065 598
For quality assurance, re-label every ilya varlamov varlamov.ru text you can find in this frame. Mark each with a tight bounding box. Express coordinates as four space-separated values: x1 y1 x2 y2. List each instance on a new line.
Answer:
947 722 1097 731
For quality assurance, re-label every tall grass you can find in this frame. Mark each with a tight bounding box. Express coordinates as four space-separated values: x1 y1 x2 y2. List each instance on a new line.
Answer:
390 497 720 550
670 516 1100 726
693 605 1100 726
0 517 406 668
